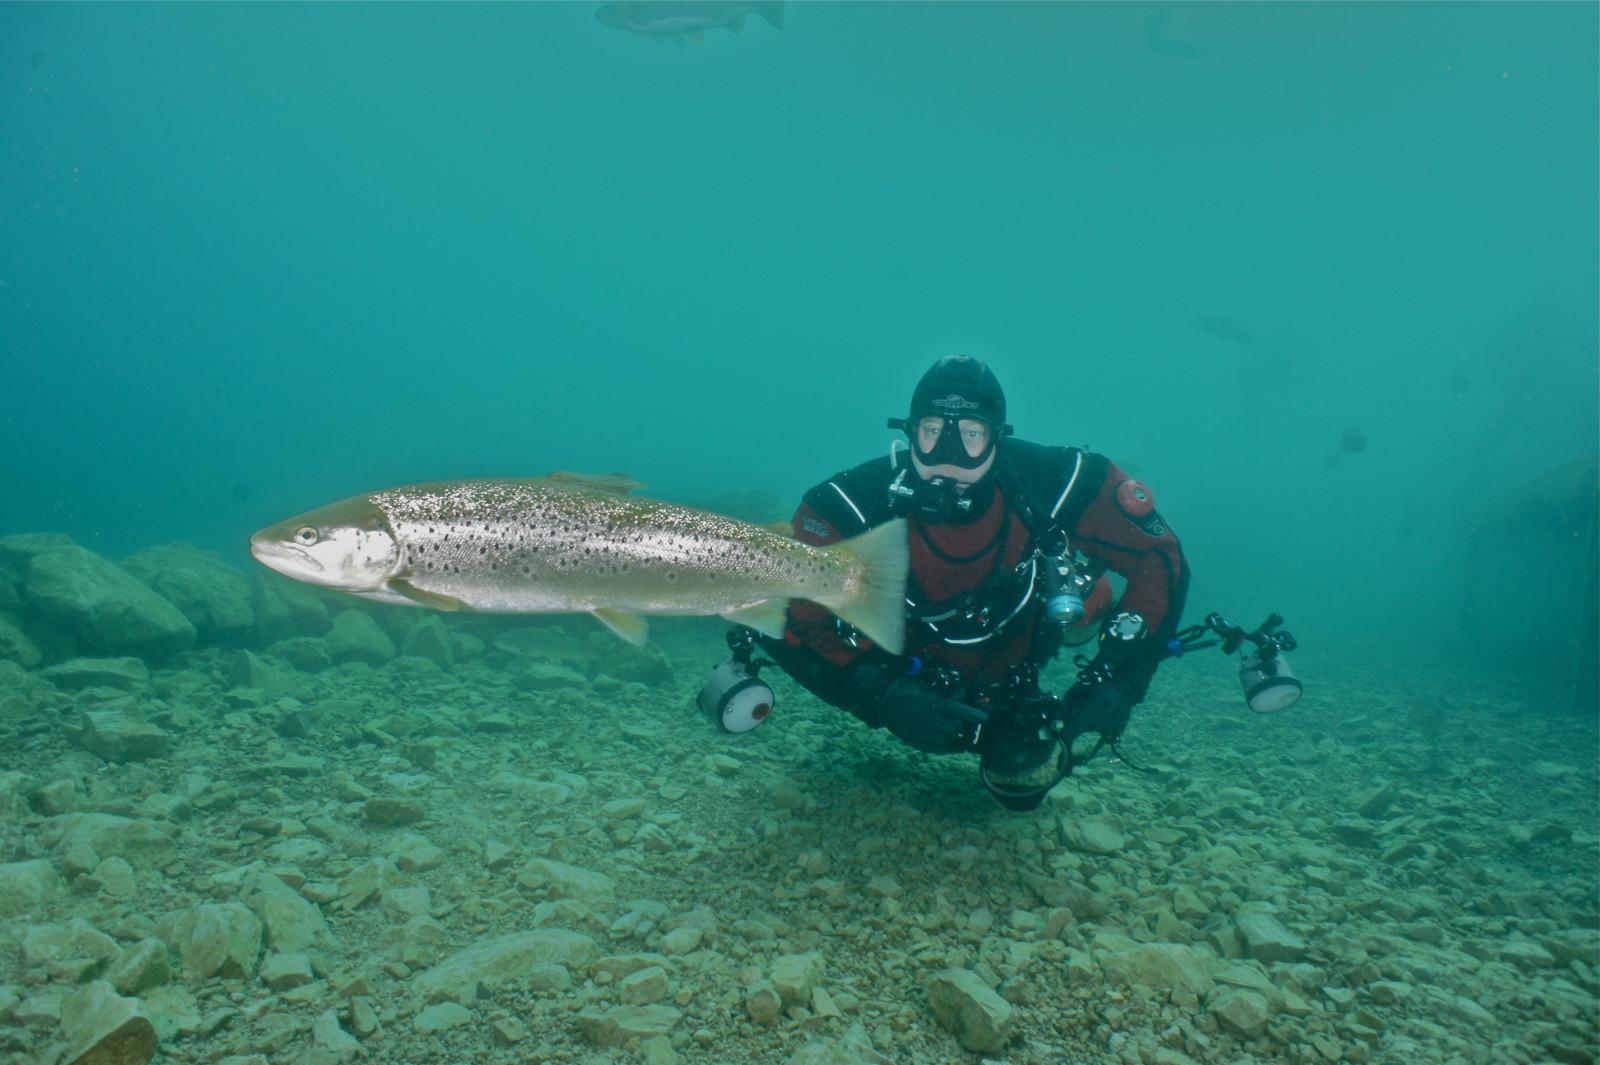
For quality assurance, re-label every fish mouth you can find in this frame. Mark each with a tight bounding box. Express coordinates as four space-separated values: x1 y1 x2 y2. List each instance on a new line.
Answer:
249 534 323 575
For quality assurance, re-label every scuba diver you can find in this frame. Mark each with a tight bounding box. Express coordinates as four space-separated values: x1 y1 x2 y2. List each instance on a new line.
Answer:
706 354 1191 810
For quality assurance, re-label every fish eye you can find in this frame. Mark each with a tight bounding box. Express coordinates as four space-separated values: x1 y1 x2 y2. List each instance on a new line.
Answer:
294 526 319 546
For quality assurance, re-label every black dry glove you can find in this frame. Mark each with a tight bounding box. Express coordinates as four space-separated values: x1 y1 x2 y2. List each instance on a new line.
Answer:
865 675 990 754
1062 677 1136 747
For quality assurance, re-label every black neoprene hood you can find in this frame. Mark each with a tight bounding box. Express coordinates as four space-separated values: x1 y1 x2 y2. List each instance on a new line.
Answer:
908 355 1008 428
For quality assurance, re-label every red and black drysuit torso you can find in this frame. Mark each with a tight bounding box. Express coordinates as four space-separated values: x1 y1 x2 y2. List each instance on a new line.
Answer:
766 438 1190 724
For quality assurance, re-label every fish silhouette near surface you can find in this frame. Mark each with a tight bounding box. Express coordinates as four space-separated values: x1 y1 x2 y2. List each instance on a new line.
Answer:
250 472 906 652
595 1 784 40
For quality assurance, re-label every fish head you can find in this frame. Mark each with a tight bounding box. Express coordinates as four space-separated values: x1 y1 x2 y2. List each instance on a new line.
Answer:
250 495 400 592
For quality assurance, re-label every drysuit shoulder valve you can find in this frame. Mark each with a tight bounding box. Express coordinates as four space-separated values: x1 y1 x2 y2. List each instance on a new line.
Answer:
697 659 775 733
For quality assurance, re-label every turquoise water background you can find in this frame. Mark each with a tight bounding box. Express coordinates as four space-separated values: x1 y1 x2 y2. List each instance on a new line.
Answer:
2 3 1595 693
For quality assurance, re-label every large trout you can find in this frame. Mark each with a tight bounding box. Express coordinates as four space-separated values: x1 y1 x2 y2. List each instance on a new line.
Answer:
250 472 907 652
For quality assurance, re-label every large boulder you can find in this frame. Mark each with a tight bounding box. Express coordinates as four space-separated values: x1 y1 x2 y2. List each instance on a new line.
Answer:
327 610 396 666
121 544 255 643
59 981 157 1065
0 614 41 667
252 572 332 643
926 969 1014 1053
156 902 263 981
415 930 601 1003
0 859 63 918
23 545 195 659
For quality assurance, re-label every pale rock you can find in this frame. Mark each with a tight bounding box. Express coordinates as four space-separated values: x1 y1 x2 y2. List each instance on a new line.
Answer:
76 709 171 764
312 1007 363 1059
42 657 150 691
926 968 1014 1053
392 833 445 872
1211 987 1271 1038
0 858 63 917
659 926 703 955
0 614 41 667
381 885 431 919
243 873 327 951
326 610 395 665
576 1004 681 1047
619 965 669 1005
26 545 196 659
415 929 600 1003
785 1025 894 1065
1235 909 1307 963
140 985 201 1042
253 571 332 642
268 636 332 672
1497 939 1556 969
53 813 176 870
60 981 157 1065
602 797 647 820
94 856 137 899
771 952 825 1008
393 914 453 969
516 857 616 902
362 797 424 825
413 1000 472 1034
1099 943 1216 996
1350 782 1397 819
21 918 120 968
400 615 454 668
107 939 173 995
156 901 263 980
260 952 314 990
745 980 782 1025
1058 813 1127 854
30 777 77 815
337 858 400 910
121 543 255 642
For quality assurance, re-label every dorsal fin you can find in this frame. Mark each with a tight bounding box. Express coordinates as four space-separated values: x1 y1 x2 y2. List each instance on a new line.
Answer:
547 472 646 495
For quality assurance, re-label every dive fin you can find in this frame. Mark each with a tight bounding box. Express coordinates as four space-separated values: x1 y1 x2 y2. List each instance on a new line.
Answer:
720 599 788 640
592 608 649 645
817 518 909 655
387 579 467 612
548 472 645 495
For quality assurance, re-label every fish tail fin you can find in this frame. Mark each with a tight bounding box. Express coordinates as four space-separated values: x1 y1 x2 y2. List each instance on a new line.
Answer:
820 518 908 656
759 0 784 29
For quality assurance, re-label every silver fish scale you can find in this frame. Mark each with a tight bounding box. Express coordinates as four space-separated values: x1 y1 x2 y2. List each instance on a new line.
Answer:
370 480 850 614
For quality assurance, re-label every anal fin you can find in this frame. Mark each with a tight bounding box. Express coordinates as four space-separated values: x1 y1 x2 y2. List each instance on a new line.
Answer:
720 599 788 640
592 608 649 645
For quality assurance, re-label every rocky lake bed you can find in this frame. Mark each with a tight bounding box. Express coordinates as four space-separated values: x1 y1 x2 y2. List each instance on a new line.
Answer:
0 532 1595 1065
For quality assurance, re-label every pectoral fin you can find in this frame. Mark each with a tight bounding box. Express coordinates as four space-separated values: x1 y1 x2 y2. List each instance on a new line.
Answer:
591 608 649 645
720 599 788 641
387 578 467 612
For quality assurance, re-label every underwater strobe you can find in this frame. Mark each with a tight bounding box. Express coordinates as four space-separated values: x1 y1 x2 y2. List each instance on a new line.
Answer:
696 627 776 733
1202 612 1302 713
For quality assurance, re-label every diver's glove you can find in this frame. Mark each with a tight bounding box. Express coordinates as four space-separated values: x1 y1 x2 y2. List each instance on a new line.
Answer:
847 666 989 754
1062 676 1136 746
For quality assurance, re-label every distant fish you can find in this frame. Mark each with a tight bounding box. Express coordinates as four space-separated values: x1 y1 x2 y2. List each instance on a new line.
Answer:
595 1 784 40
1143 10 1204 60
1191 312 1254 346
1339 424 1368 454
230 483 252 506
493 625 599 664
250 472 907 652
1450 366 1471 394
